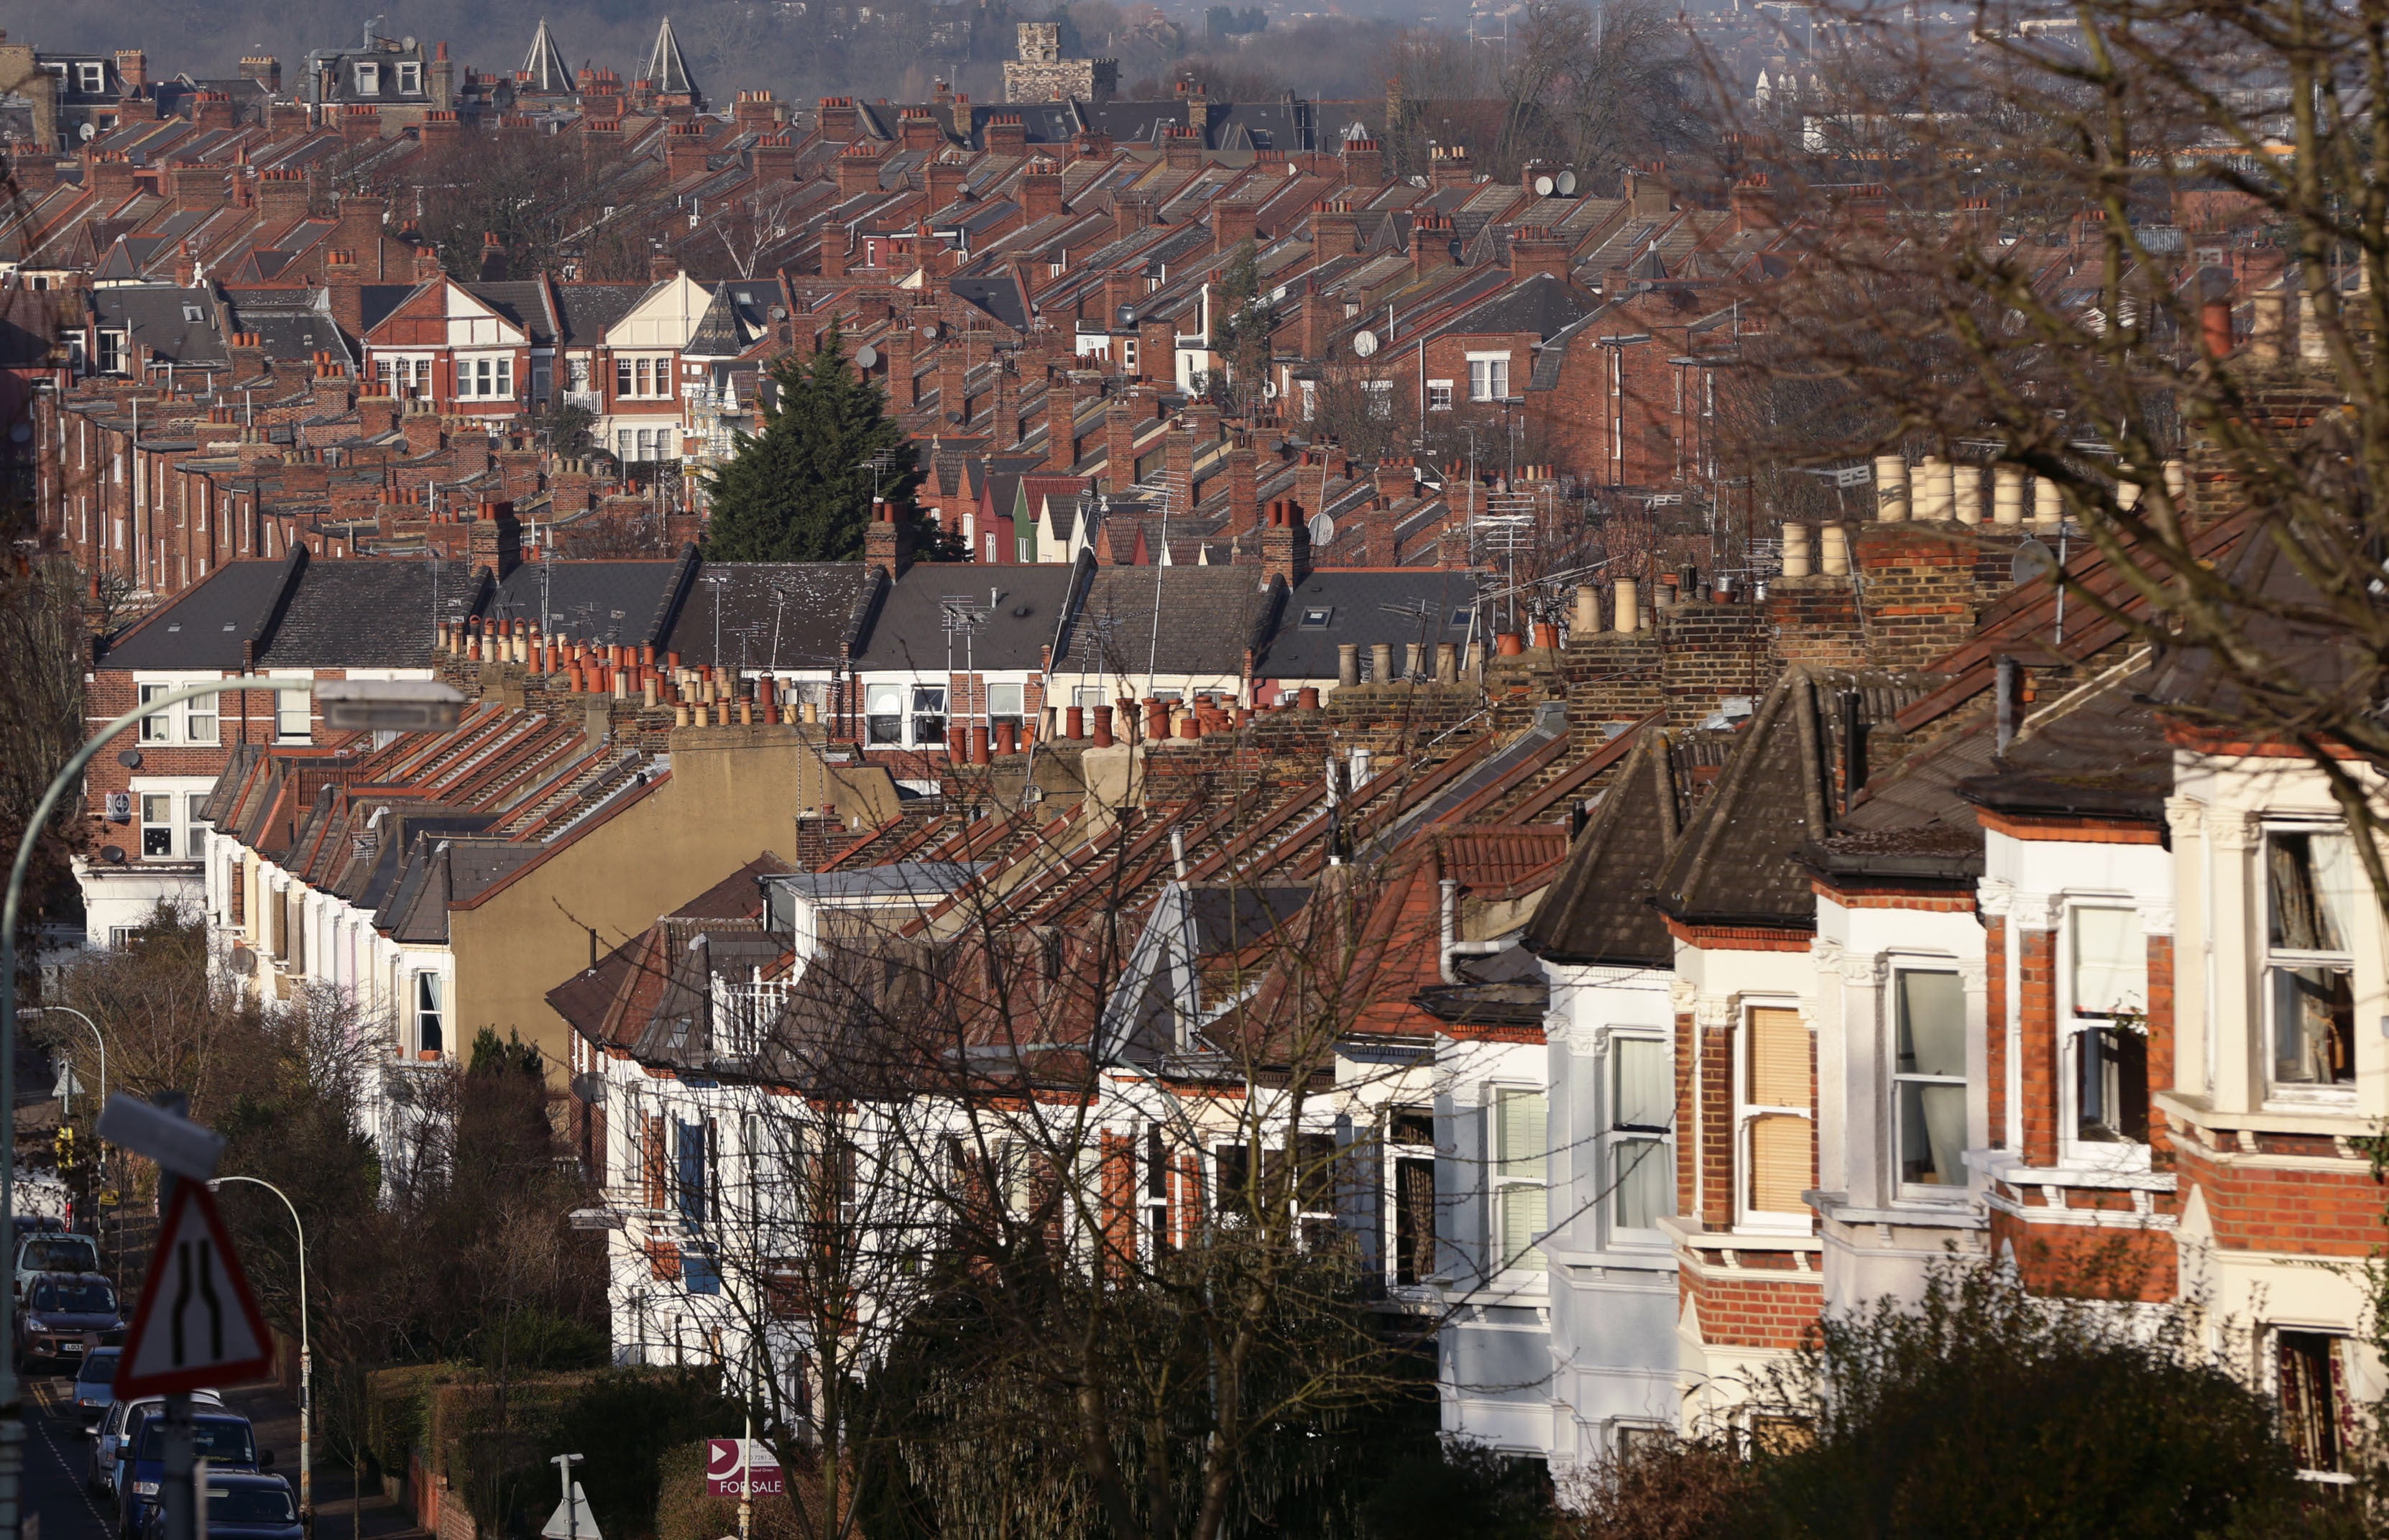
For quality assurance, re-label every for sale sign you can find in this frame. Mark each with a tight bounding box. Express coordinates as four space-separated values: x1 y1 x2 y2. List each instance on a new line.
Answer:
705 1439 785 1498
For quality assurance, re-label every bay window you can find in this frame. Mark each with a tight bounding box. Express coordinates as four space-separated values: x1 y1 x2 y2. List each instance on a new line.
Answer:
1740 1006 1811 1224
1605 1036 1672 1235
1491 1086 1546 1273
2265 829 2357 1094
2069 906 2148 1144
1892 971 1965 1189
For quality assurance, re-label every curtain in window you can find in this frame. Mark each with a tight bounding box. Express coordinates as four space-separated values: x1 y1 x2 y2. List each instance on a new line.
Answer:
1496 1088 1546 1270
2270 831 2355 951
1615 1038 1670 1129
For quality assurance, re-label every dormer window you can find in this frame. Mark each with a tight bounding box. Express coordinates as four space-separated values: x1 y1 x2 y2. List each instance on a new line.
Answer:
355 63 379 95
75 63 103 93
397 61 421 94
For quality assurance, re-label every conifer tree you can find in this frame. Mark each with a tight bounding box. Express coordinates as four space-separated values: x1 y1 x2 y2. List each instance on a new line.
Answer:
703 325 914 561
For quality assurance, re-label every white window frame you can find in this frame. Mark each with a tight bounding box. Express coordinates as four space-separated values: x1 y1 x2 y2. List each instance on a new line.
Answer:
1466 351 1510 402
2260 822 2361 1106
354 62 379 95
909 684 948 747
138 791 178 861
1601 1031 1672 1245
1889 967 1969 1201
76 63 104 93
1734 1001 1812 1234
396 60 422 93
270 673 312 742
1488 1083 1547 1275
138 682 180 743
2061 900 2152 1166
457 354 515 400
986 681 1025 725
1363 379 1393 420
1427 379 1453 412
864 681 906 745
411 969 446 1057
131 778 215 862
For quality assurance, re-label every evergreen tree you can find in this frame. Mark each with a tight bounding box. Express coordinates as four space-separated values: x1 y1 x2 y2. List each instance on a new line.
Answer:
703 326 915 561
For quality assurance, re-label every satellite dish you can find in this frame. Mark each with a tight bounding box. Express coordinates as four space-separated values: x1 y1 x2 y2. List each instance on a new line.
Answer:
402 36 418 51
2012 535 2056 585
100 845 124 865
854 343 879 369
78 123 96 142
1557 170 1578 195
1352 329 1378 358
1533 174 1555 196
116 749 142 769
1307 513 1335 545
1262 380 1279 400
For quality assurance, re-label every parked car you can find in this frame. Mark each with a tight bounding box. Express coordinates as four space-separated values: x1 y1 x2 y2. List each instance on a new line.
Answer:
137 1473 299 1540
13 1232 98 1298
85 1391 225 1500
16 1273 122 1369
68 1347 119 1424
118 1412 262 1539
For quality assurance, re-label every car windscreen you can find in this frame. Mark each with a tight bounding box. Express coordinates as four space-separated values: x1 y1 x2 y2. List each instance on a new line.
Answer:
137 1421 254 1466
209 1487 295 1525
32 1280 116 1314
21 1239 96 1272
75 1350 119 1385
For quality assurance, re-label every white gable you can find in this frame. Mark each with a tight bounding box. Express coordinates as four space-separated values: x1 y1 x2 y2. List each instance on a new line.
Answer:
607 273 713 349
441 282 527 347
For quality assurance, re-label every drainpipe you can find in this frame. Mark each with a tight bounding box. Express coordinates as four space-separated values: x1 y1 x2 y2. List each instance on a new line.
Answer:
1438 877 1504 985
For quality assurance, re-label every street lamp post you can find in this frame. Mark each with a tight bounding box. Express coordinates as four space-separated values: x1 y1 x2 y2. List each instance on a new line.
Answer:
0 676 460 1540
211 1176 308 1528
22 1006 104 1271
21 1007 101 1125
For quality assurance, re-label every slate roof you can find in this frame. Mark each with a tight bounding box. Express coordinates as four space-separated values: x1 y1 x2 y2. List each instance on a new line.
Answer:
1960 657 2172 824
852 561 1081 672
485 551 698 648
1653 667 1946 928
1053 564 1279 678
1252 569 1481 681
551 284 653 345
93 287 226 369
1525 725 1707 966
99 551 455 671
662 563 878 671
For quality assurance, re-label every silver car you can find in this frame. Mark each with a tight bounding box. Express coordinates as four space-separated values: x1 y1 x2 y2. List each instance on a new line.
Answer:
85 1391 224 1500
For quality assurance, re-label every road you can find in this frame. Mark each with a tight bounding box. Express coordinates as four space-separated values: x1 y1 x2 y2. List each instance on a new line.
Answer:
22 1372 114 1540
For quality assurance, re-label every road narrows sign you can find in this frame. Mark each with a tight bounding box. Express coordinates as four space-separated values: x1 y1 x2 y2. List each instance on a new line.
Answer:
114 1181 275 1398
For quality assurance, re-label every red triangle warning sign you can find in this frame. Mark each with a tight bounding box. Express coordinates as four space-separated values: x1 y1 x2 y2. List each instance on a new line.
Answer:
114 1182 275 1398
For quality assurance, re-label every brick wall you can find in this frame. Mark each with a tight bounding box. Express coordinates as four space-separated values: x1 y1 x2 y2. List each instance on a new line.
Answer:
1849 524 1983 669
2018 924 2057 1166
1681 1264 1824 1350
1657 599 1771 727
2145 933 2176 1166
2171 1139 2384 1256
1987 1209 2178 1301
1768 574 1866 667
1702 1014 1734 1228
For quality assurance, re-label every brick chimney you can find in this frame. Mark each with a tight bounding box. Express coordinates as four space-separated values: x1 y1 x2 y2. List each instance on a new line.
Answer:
752 134 797 180
925 156 967 208
323 250 364 333
1412 212 1461 277
1225 444 1259 540
1046 374 1085 470
334 193 388 276
862 499 913 577
885 325 919 407
1113 193 1154 241
419 111 461 149
732 89 786 136
114 50 149 93
469 499 521 580
1339 135 1384 186
1729 174 1777 234
666 121 708 180
936 336 971 424
255 168 308 227
1161 126 1202 171
816 96 860 144
168 164 227 211
1017 161 1063 220
1309 200 1360 259
1138 317 1173 384
1508 225 1570 284
187 91 236 131
1374 458 1414 499
86 151 137 204
1163 419 1194 495
984 113 1026 155
340 105 379 145
1429 143 1472 188
837 143 883 197
402 401 445 454
1259 497 1310 586
355 384 400 437
239 55 282 91
650 250 679 281
1212 200 1256 252
1297 277 1329 359
898 109 942 152
1104 395 1142 490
